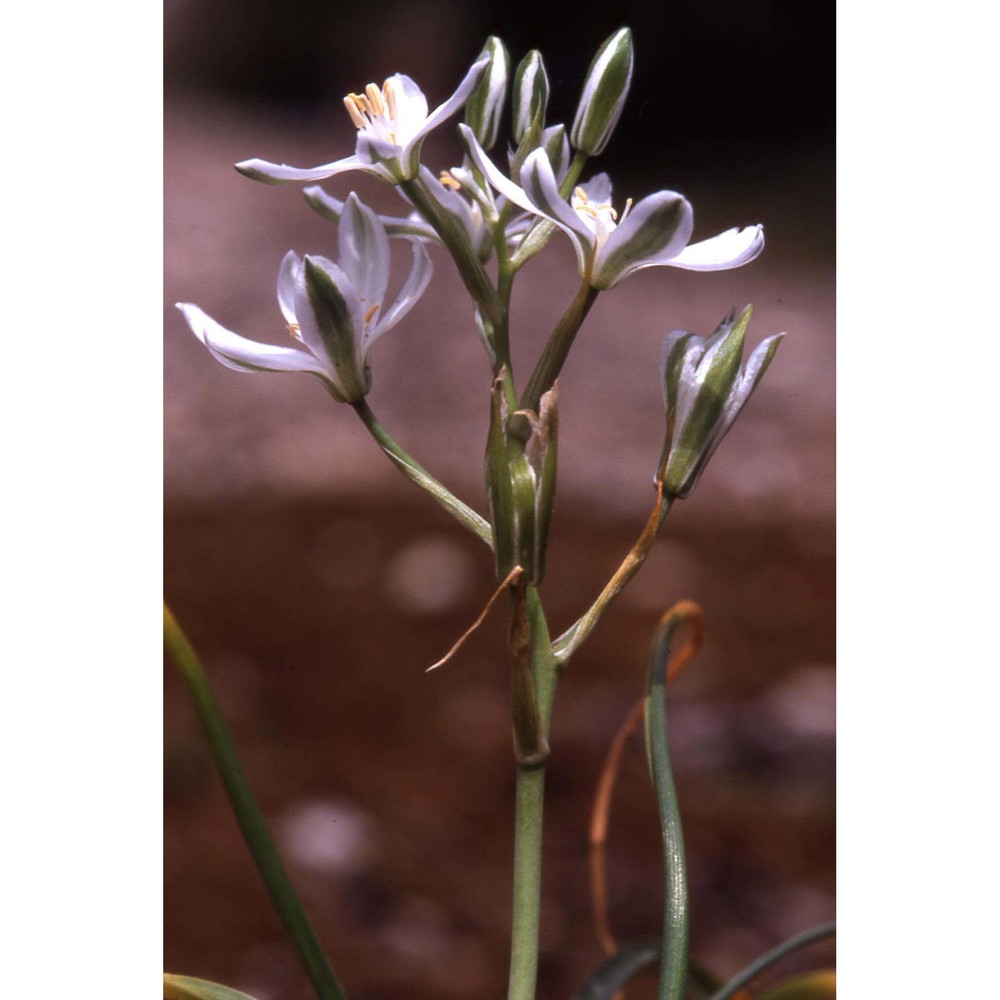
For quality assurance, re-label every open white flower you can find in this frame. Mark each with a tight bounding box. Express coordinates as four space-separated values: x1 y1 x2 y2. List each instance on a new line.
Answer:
177 194 432 403
462 128 764 289
236 58 489 186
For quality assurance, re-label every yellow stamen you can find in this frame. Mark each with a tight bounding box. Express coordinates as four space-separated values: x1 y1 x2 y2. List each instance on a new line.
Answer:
286 322 301 339
355 92 374 116
383 79 397 120
363 303 381 324
365 82 384 116
439 171 462 190
343 95 367 130
619 197 634 224
574 186 588 203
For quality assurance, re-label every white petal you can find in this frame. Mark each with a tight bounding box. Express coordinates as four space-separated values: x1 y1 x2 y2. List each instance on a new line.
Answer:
235 154 376 184
460 124 538 215
667 225 765 271
338 194 390 313
595 191 694 286
373 241 434 341
276 251 301 327
386 73 431 144
578 172 613 206
728 333 784 414
304 185 437 240
408 56 490 148
177 303 329 377
356 131 404 166
292 256 362 367
519 148 593 242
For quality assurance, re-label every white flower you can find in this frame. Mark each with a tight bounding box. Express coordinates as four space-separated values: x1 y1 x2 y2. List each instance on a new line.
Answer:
658 306 783 498
236 58 489 186
305 163 535 263
462 129 765 289
177 194 432 403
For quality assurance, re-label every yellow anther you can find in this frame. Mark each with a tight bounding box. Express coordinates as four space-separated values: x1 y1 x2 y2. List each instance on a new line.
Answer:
363 303 381 324
365 83 384 116
355 92 374 115
607 205 618 221
343 95 367 130
383 79 397 120
286 322 301 339
619 197 634 225
574 186 588 203
439 171 462 190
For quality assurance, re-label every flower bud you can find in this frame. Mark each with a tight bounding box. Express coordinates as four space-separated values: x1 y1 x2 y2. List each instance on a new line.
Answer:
512 50 549 143
570 27 634 156
657 306 783 498
464 37 510 150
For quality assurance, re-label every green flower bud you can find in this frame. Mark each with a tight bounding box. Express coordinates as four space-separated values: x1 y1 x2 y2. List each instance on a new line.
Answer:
464 36 510 150
570 27 634 156
512 50 549 143
658 306 783 498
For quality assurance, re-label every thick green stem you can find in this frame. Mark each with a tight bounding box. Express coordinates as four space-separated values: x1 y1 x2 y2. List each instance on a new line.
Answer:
508 763 546 1000
164 606 347 1000
506 586 559 1000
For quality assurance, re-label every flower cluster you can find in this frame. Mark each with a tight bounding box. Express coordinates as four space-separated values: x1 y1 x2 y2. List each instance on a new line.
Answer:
179 27 781 499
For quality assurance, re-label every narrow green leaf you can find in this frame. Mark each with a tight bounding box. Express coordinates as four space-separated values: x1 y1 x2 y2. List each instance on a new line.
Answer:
163 609 348 1000
571 938 659 1000
644 613 691 1000
704 923 836 1000
163 973 260 1000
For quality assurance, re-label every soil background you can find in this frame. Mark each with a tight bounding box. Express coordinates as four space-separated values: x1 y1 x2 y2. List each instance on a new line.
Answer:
165 3 834 998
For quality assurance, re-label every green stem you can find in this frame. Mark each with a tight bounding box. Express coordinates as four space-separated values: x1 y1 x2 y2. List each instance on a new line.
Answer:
506 586 560 1000
508 763 546 1000
704 924 836 1000
519 280 600 414
352 400 493 548
400 174 504 330
164 606 347 1000
554 494 672 664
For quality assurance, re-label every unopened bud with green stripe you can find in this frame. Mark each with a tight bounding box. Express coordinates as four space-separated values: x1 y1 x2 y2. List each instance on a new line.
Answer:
465 36 510 150
657 306 783 498
571 27 634 155
512 50 549 143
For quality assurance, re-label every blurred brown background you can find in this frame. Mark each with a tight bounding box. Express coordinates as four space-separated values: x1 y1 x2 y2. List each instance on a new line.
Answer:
164 1 834 997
